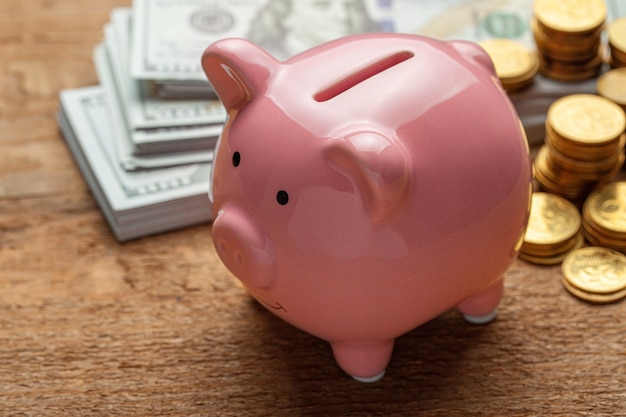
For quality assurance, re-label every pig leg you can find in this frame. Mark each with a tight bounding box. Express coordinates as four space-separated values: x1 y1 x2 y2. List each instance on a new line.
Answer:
455 278 503 324
330 340 394 383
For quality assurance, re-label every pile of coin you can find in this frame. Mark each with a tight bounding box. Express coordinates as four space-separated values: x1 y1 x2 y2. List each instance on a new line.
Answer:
582 181 626 252
520 192 583 265
608 17 626 68
561 246 626 304
532 0 606 82
534 94 626 202
479 38 539 92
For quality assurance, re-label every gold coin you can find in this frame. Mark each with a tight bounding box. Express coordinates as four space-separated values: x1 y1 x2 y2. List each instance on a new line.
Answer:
608 16 626 55
532 20 603 62
609 48 626 68
545 127 624 165
597 68 626 109
561 274 626 304
533 146 590 200
547 94 626 145
584 181 626 234
522 230 583 257
536 40 601 62
524 192 581 246
533 0 607 34
581 217 626 251
520 233 584 265
535 146 590 189
547 142 623 174
538 54 603 82
479 38 539 83
561 246 626 294
532 17 604 49
502 78 535 93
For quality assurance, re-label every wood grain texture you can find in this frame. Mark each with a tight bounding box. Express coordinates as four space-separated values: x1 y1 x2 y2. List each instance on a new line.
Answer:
1 1 626 415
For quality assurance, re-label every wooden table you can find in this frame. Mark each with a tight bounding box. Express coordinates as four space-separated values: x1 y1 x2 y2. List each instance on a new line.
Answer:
1 1 625 415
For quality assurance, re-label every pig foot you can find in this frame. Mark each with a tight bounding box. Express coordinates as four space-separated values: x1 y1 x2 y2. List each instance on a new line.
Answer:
456 278 503 325
330 340 394 383
352 370 386 383
462 309 498 324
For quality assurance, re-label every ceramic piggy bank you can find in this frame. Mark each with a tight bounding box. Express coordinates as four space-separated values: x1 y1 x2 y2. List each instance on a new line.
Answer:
202 33 532 382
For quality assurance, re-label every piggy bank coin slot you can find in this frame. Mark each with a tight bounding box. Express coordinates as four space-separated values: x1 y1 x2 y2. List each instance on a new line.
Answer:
313 51 414 102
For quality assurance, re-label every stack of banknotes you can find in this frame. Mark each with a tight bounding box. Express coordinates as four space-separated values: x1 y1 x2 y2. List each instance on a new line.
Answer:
58 0 626 241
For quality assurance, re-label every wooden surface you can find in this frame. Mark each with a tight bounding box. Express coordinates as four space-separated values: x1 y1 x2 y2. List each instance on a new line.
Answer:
1 1 626 415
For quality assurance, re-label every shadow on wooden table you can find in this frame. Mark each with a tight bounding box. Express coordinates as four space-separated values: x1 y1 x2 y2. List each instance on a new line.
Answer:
210 295 509 416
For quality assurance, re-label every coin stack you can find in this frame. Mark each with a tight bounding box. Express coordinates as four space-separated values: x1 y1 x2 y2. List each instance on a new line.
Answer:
534 94 626 202
582 181 626 252
596 68 626 111
561 246 626 304
520 192 583 265
608 16 626 68
479 38 539 93
532 0 606 82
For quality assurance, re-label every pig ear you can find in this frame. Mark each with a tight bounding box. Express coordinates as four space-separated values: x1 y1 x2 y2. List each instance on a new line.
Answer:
325 132 411 224
450 40 497 75
201 38 278 111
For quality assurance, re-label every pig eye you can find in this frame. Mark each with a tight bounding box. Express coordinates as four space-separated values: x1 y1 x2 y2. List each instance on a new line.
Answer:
232 151 241 167
276 190 289 205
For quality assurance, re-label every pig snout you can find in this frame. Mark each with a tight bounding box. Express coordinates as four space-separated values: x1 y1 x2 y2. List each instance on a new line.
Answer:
212 206 276 289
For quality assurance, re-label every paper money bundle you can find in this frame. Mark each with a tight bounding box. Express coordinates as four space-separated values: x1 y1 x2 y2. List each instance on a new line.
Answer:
57 0 626 241
58 86 214 241
58 5 227 241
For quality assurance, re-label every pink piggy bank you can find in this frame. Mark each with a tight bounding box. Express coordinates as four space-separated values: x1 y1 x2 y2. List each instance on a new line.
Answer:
202 34 532 382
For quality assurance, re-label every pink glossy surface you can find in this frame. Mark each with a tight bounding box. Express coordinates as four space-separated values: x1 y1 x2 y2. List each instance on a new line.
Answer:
202 33 532 381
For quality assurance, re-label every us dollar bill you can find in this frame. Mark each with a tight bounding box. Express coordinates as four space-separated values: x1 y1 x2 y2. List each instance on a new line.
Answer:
129 0 393 82
107 8 226 131
94 43 216 169
129 0 626 87
395 0 534 46
58 85 213 241
395 0 625 44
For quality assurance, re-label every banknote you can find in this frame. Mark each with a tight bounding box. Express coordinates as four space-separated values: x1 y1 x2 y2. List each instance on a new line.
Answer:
107 8 226 131
129 0 626 100
607 0 626 18
58 85 213 241
94 43 216 169
129 0 394 83
394 0 534 46
394 0 625 43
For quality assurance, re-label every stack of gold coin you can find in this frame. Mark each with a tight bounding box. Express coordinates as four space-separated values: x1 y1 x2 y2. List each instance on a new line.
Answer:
596 68 626 111
532 0 606 82
608 16 626 68
561 246 626 304
479 38 539 93
519 192 584 265
534 94 626 202
582 181 626 252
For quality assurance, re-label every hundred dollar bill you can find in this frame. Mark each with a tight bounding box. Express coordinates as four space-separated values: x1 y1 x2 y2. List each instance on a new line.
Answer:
94 43 216 169
394 0 534 46
131 0 626 83
130 0 252 82
107 8 226 131
130 0 393 84
58 85 213 242
395 0 625 42
607 0 626 20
